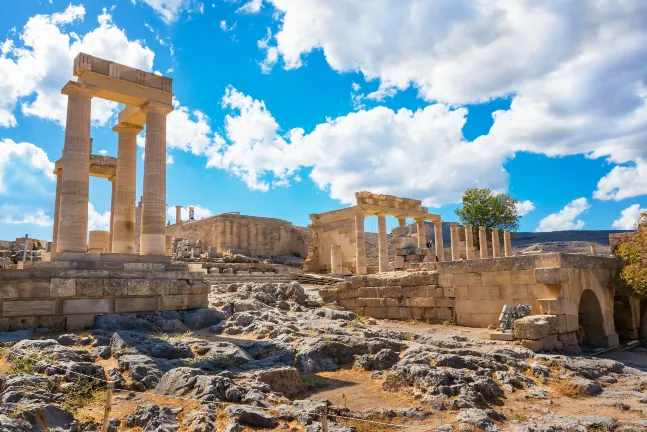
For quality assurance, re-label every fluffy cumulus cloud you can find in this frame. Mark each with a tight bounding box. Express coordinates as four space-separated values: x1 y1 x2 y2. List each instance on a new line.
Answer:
88 203 110 231
207 87 507 205
247 0 647 203
166 205 212 222
135 0 204 23
0 139 55 195
612 204 645 230
535 198 590 232
0 205 53 227
515 200 535 217
0 5 154 128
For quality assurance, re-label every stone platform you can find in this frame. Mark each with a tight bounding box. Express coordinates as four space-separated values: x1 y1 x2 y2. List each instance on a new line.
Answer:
0 261 208 332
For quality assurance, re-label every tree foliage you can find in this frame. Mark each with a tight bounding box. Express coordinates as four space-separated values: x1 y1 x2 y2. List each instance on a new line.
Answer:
615 211 647 298
455 188 520 246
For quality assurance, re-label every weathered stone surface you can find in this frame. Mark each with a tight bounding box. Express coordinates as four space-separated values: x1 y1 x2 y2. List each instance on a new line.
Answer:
63 298 111 314
50 278 76 297
115 297 157 313
535 267 569 284
514 315 558 340
3 300 56 317
249 367 306 397
226 405 278 429
155 367 205 396
184 308 227 329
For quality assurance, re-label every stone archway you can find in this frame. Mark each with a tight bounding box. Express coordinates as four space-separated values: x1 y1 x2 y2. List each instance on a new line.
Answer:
578 289 607 346
614 294 638 340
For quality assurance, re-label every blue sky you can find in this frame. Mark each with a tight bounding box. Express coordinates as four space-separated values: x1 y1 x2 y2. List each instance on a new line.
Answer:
1 0 646 242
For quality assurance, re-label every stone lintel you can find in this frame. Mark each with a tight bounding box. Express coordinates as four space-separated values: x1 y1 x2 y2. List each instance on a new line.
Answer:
112 122 144 133
60 80 99 96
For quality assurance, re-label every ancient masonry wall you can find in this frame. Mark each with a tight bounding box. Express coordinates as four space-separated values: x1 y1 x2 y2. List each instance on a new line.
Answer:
0 265 208 332
321 253 636 348
167 214 308 258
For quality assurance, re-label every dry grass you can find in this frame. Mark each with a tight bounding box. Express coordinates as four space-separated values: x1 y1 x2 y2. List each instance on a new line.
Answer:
550 379 588 399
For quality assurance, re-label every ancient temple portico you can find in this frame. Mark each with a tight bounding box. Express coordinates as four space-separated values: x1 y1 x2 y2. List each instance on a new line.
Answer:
53 53 174 260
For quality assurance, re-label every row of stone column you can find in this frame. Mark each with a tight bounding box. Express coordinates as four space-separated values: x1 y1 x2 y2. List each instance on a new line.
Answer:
449 224 513 261
55 81 171 256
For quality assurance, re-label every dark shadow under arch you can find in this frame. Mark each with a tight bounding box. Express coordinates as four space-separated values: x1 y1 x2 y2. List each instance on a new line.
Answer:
579 289 607 346
614 294 637 340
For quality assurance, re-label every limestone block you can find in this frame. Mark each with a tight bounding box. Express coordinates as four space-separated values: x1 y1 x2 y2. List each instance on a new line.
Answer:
481 271 512 286
63 298 111 314
155 280 183 295
438 273 454 288
127 279 154 296
124 263 166 271
50 279 76 297
537 297 568 315
391 227 410 237
103 279 128 296
469 313 499 328
466 285 499 301
66 314 96 331
392 237 417 249
511 270 535 285
9 316 38 331
0 318 9 331
422 308 438 321
435 298 455 308
364 307 388 319
490 331 515 341
430 287 444 298
75 280 104 297
541 334 559 351
358 287 378 298
406 298 436 308
387 307 411 320
436 307 453 321
4 300 56 316
395 256 405 269
115 297 157 313
38 316 65 332
521 339 542 352
339 288 359 300
453 273 482 287
160 294 208 310
535 268 569 285
385 298 404 307
0 279 50 298
443 286 456 298
513 315 558 340
378 286 403 298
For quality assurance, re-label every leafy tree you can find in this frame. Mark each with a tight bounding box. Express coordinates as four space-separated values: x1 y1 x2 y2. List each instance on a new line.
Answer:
454 188 520 246
615 211 647 297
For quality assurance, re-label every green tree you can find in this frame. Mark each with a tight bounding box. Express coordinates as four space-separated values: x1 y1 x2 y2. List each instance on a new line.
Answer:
615 211 647 297
454 188 520 246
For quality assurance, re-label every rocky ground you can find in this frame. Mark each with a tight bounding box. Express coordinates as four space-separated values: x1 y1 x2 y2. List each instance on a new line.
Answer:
0 281 645 431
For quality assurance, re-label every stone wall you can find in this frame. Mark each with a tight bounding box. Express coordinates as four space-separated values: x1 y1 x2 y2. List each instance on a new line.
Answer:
167 213 308 258
0 266 208 332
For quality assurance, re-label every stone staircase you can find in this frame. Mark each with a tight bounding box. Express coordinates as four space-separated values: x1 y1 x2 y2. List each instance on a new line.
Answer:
205 273 296 285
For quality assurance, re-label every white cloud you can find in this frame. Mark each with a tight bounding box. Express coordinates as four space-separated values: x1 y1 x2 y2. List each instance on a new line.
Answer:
207 87 505 205
612 204 645 230
0 5 154 128
256 1 647 200
0 205 53 227
515 200 535 217
594 159 647 201
167 204 212 221
88 202 110 231
135 0 204 23
0 139 55 195
237 0 262 14
220 20 236 32
257 28 278 73
98 149 108 155
535 198 590 232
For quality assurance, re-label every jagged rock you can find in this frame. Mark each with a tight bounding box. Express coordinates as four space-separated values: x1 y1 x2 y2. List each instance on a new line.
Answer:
127 404 180 432
0 414 29 432
94 345 111 359
189 341 253 370
155 367 205 397
223 420 243 432
118 355 183 389
296 341 358 373
0 330 35 343
184 309 227 329
12 403 77 432
315 308 356 321
94 314 154 331
191 375 244 402
225 404 278 428
9 339 91 363
568 377 602 396
181 412 216 432
110 331 194 360
153 319 188 333
307 422 356 432
57 334 81 346
354 349 400 371
456 408 500 431
249 367 306 397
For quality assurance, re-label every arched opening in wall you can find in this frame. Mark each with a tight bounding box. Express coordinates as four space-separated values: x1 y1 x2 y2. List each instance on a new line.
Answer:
578 289 607 347
614 294 637 340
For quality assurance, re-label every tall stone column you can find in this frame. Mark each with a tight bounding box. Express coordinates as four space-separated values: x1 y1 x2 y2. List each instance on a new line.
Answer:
354 213 367 274
479 226 489 258
415 219 426 248
140 102 173 255
111 123 141 254
51 169 62 253
108 176 116 253
377 214 389 273
504 230 513 257
465 225 474 260
434 220 444 261
331 245 342 274
492 228 501 258
397 217 407 228
450 223 460 261
175 206 183 225
57 82 95 253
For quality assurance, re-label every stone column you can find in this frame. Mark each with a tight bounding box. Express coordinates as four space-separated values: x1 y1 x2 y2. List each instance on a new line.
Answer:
51 169 62 253
140 102 173 256
589 242 597 255
434 220 444 261
111 123 142 254
331 245 342 274
479 226 489 259
57 82 95 253
377 214 389 273
450 223 460 261
492 228 501 258
504 230 513 257
175 206 183 225
108 176 116 253
465 225 474 260
354 213 367 274
415 218 426 248
397 217 407 228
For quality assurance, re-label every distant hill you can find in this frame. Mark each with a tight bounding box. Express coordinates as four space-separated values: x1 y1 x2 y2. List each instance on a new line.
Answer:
511 230 630 246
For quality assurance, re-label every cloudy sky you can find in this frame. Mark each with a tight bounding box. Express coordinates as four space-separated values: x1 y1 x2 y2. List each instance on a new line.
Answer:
1 0 646 241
